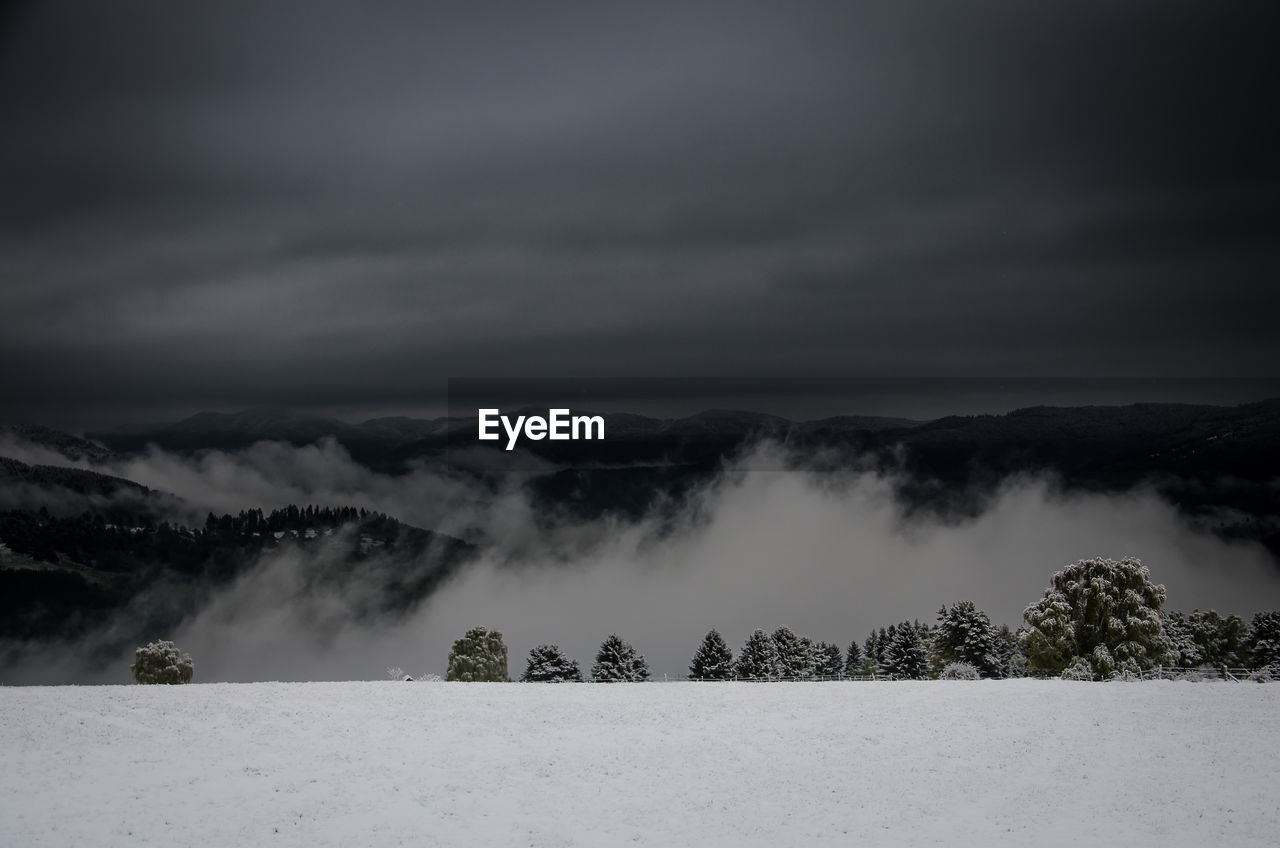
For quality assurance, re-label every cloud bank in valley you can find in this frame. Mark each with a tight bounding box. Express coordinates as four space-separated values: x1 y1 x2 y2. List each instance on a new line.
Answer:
2 437 1276 684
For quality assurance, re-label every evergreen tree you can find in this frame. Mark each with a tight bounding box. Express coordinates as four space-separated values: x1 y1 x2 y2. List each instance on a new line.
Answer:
845 640 864 677
445 626 509 682
813 641 844 679
1185 610 1246 668
993 624 1027 678
798 636 818 679
689 629 735 680
1163 612 1205 668
521 644 582 682
935 601 1002 678
864 630 882 668
591 634 649 682
1022 556 1173 677
772 627 812 679
131 640 194 684
736 629 779 680
1246 611 1280 669
881 623 930 679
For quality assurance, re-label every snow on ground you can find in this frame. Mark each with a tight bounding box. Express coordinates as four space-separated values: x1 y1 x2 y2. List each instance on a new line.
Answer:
1 680 1277 847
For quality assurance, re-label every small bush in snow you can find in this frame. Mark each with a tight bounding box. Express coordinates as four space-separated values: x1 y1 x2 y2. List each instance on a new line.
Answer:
940 662 980 680
1247 664 1278 683
1108 659 1143 682
1060 657 1095 681
131 640 194 684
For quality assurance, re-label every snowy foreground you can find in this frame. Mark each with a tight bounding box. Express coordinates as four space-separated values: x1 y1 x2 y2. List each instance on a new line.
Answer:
2 680 1277 848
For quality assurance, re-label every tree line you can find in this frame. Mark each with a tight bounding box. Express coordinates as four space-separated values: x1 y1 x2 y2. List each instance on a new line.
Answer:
441 558 1280 683
130 556 1280 684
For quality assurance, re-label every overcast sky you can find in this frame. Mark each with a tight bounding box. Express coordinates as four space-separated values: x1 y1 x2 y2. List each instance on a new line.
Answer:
2 2 1278 427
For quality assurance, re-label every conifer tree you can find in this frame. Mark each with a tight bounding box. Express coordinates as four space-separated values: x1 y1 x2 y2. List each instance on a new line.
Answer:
994 624 1027 678
881 623 930 679
1184 610 1246 668
689 629 736 680
446 627 509 682
813 641 844 679
736 629 779 680
1022 557 1172 677
864 631 880 668
131 640 194 684
591 633 650 682
935 601 1002 678
521 644 582 682
1162 612 1205 668
845 640 864 677
1246 611 1280 669
772 627 812 679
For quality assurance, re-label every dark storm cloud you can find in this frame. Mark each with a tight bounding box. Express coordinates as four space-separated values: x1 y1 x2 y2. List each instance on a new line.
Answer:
1 1 1278 425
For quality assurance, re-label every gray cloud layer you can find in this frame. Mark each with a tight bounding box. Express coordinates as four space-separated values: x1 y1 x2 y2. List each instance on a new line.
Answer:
2 2 1278 426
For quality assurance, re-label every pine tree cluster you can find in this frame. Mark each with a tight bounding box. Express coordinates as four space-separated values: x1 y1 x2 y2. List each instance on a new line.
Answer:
437 559 1278 684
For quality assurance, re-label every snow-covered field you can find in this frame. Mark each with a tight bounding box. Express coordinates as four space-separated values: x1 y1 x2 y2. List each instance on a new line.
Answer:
2 680 1277 847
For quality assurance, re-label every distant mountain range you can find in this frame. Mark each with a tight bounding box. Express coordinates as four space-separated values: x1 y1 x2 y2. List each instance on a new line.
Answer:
1 424 116 464
84 406 918 463
80 399 1280 478
5 396 1273 549
0 500 476 652
86 408 464 462
79 399 1280 512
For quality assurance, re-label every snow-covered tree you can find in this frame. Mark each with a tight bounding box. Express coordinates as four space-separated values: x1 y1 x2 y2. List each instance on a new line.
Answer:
864 629 887 673
1022 556 1172 677
1246 611 1280 669
772 627 812 679
844 640 864 677
446 626 509 682
1162 612 1205 668
798 636 818 679
881 623 930 679
994 625 1028 678
521 644 582 682
591 634 649 682
813 641 844 679
940 661 980 680
688 629 735 680
131 640 193 684
1185 610 1246 668
935 602 1001 678
736 629 779 680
